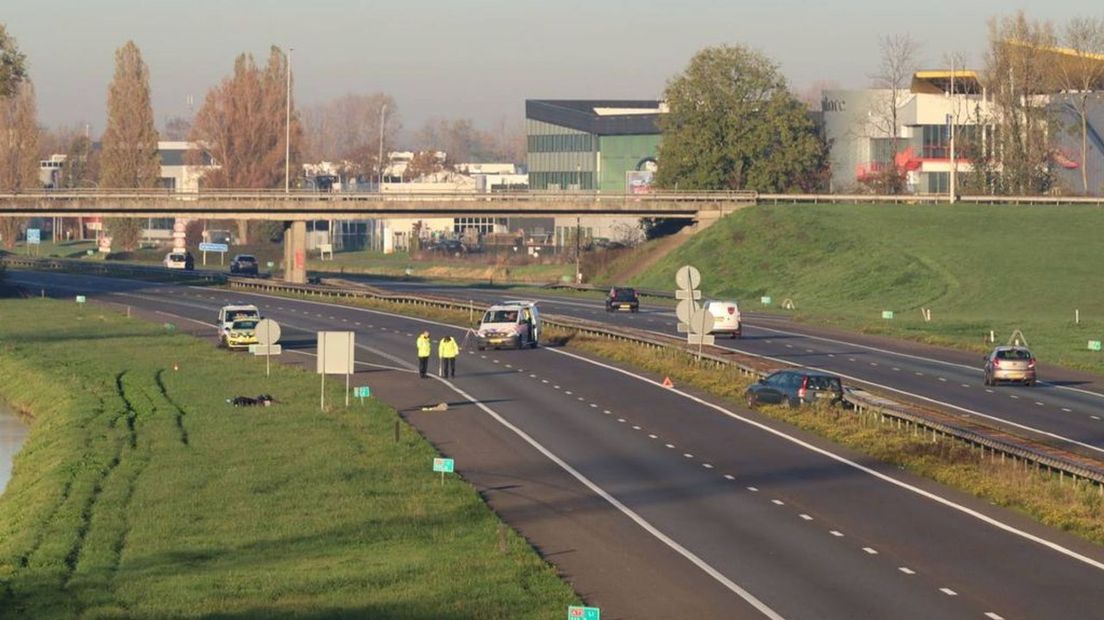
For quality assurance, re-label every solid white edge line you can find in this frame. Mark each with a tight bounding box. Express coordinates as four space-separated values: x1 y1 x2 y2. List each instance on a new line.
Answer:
216 284 1104 457
128 285 785 618
638 327 1104 457
743 321 1104 401
428 373 784 619
546 346 1104 573
131 284 1104 581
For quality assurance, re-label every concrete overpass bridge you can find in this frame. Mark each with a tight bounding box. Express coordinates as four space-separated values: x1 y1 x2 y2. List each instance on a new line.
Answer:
0 190 756 282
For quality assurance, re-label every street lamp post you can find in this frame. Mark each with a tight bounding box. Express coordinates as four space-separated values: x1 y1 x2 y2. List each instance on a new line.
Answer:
284 47 293 194
378 103 388 191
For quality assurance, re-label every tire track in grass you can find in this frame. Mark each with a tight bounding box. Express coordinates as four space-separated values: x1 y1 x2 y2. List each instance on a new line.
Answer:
154 369 189 446
61 374 134 593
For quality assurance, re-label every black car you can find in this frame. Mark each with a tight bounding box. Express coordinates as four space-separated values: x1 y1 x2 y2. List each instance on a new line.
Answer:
745 370 843 408
605 286 640 312
230 254 259 275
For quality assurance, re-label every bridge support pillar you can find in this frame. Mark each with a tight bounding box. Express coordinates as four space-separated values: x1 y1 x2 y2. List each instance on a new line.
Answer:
283 220 307 284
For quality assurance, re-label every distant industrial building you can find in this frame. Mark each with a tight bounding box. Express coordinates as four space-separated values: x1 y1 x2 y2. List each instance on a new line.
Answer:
525 99 662 193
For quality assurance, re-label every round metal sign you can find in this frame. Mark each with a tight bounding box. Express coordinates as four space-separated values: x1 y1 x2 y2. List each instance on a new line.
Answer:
254 318 282 346
675 265 701 290
676 299 699 324
689 308 715 335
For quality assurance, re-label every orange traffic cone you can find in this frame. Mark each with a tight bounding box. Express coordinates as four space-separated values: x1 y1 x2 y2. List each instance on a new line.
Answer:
662 376 674 388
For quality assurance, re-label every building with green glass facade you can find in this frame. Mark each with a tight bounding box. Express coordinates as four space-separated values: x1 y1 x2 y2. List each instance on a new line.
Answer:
526 100 661 192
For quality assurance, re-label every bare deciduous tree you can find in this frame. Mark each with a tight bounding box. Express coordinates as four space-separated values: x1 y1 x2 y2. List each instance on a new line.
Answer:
0 79 38 247
867 34 922 193
1058 16 1104 194
301 93 398 179
162 116 193 141
403 150 444 181
191 46 303 242
411 116 525 165
984 11 1058 195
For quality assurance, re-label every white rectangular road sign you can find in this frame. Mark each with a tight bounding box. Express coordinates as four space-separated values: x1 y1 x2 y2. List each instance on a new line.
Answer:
686 334 715 346
249 344 282 356
317 331 355 375
675 290 702 300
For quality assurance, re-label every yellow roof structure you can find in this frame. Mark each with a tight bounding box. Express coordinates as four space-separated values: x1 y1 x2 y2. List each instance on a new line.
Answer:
911 70 982 95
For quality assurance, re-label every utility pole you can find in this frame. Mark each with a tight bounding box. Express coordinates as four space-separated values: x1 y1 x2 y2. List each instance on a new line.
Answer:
949 58 957 203
574 216 581 284
378 103 388 191
284 47 293 194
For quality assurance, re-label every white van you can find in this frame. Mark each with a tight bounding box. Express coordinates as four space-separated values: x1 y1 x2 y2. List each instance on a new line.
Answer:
217 304 260 346
477 301 541 350
703 300 741 338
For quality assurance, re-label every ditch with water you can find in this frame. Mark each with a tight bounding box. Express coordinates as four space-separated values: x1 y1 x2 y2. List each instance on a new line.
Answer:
0 401 28 495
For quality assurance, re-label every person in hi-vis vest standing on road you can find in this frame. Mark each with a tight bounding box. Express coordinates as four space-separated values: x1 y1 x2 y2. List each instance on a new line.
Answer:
439 335 459 378
416 331 432 378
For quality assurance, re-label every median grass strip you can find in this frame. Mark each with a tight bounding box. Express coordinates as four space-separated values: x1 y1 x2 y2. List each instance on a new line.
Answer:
546 326 1104 546
0 299 577 618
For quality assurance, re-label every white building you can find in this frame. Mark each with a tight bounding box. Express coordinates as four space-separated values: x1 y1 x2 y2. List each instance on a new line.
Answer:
157 141 217 193
822 71 995 194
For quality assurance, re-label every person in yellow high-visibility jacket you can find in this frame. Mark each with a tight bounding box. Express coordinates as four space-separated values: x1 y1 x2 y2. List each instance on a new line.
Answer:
416 331 432 378
438 335 460 378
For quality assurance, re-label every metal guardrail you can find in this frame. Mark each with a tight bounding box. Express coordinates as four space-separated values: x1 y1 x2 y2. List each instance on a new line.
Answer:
4 254 1101 489
0 255 226 283
6 189 1104 206
225 276 1104 488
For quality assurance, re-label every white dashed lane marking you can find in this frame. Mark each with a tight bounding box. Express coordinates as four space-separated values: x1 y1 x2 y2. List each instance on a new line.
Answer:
683 453 694 459
799 514 813 521
771 499 784 506
665 443 676 449
632 425 641 431
724 474 735 480
617 418 626 423
898 567 916 575
985 613 1005 620
862 547 878 555
939 588 957 597
747 486 759 492
703 463 714 469
648 434 658 439
829 530 843 537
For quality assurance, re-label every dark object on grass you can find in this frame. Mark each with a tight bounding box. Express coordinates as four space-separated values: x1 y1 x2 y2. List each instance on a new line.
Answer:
227 394 275 407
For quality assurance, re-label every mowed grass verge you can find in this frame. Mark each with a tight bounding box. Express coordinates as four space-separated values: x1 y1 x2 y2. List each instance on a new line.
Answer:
0 299 576 618
625 204 1104 374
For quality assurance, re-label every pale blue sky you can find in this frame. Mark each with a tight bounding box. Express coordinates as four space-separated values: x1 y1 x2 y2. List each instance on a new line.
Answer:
5 0 1100 136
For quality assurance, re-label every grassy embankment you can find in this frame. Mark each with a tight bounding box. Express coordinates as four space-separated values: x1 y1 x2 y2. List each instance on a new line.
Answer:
616 203 1104 374
0 299 576 618
243 286 1104 546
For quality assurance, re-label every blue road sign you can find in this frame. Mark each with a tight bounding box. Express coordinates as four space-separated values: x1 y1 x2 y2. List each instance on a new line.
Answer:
355 386 371 398
432 458 455 473
26 228 41 244
199 242 229 252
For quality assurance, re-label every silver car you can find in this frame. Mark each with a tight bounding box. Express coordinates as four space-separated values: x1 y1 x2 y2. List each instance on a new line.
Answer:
983 346 1037 386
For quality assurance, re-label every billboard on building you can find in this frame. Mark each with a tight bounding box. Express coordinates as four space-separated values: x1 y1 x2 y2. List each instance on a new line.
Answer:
625 170 654 194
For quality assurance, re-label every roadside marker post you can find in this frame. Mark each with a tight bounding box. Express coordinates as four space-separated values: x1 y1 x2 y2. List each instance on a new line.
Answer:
568 605 600 620
354 385 371 404
433 457 454 485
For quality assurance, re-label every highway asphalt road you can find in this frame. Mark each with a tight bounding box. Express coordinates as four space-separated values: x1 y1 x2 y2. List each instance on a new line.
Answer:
360 279 1104 459
10 270 1104 620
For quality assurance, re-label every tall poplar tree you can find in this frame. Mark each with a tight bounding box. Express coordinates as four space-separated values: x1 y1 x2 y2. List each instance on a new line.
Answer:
100 41 160 250
0 23 34 249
